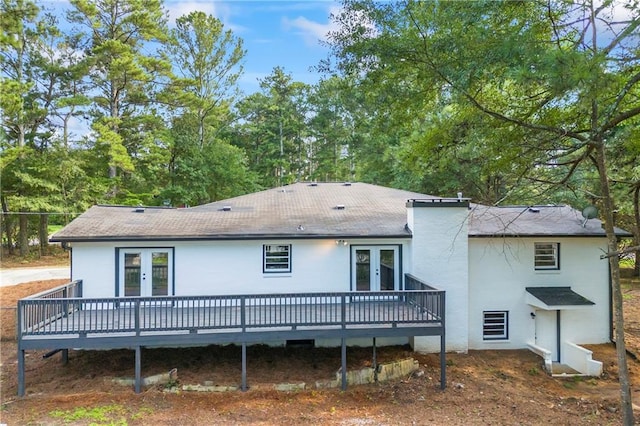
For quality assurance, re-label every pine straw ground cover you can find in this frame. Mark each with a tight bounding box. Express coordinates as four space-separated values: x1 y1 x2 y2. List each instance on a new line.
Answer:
1 278 640 425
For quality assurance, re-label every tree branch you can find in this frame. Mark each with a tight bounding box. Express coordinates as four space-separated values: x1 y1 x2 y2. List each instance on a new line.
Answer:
600 245 640 259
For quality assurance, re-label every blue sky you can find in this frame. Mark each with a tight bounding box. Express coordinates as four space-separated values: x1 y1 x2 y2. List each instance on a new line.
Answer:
163 1 340 93
41 0 340 95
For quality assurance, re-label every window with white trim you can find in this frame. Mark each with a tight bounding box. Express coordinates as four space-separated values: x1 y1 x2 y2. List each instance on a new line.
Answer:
534 242 560 270
263 244 291 273
483 311 508 340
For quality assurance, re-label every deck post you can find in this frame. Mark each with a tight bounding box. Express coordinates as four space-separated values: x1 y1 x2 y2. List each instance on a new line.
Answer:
17 348 25 397
135 300 141 336
341 338 347 391
372 337 377 382
440 332 446 390
241 342 247 392
440 291 446 390
62 349 68 365
134 346 141 393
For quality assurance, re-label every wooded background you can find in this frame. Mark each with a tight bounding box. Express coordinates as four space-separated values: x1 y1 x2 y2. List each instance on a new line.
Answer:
1 0 638 269
2 1 639 422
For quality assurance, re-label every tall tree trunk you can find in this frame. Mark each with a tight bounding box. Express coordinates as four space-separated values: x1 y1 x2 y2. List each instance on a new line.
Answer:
39 213 48 256
633 184 639 278
595 142 634 425
1 196 14 255
18 213 29 257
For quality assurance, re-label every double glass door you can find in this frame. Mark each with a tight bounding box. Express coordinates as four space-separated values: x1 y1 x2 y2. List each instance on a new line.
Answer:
119 249 172 297
352 246 399 291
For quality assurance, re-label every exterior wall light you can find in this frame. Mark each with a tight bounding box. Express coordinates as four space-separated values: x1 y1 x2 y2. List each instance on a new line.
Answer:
335 239 348 246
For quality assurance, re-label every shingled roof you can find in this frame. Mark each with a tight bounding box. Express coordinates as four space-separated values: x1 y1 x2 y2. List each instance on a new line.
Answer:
468 204 631 237
51 182 431 242
50 182 631 242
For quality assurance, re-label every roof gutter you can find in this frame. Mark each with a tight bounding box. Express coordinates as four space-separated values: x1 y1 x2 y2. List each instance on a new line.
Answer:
50 233 413 243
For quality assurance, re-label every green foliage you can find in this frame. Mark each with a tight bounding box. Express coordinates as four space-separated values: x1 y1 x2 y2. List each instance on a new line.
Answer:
326 0 640 205
163 10 245 146
326 1 640 421
158 113 258 206
48 403 153 425
233 67 310 187
67 0 171 183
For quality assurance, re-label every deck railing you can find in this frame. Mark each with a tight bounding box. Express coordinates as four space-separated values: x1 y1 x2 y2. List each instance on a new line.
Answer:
19 280 83 334
18 286 444 338
404 274 445 318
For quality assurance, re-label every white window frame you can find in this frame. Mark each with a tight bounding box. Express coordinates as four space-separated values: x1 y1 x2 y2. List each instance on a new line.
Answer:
534 242 560 270
483 311 509 341
263 244 291 273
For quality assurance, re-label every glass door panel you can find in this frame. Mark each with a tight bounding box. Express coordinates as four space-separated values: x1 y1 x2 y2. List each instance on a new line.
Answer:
355 249 372 291
379 249 395 291
151 251 169 296
124 252 142 296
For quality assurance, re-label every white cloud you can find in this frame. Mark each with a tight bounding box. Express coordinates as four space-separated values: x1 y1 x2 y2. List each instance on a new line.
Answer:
165 1 217 23
281 5 341 47
163 1 246 33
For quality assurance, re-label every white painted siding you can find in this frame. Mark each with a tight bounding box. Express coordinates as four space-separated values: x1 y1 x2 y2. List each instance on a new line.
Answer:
468 237 610 352
407 204 469 353
72 239 411 297
174 239 348 295
71 242 117 298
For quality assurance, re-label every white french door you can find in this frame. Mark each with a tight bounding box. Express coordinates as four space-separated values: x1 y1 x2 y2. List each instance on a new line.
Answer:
119 249 172 297
351 246 399 291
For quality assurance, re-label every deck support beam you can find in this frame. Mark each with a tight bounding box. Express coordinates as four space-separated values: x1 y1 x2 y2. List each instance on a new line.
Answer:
372 338 377 382
17 283 445 395
241 342 247 391
134 346 141 394
341 338 347 391
440 330 446 389
18 348 25 397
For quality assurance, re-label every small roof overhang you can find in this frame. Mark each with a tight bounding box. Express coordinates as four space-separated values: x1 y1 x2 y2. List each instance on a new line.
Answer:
525 287 595 311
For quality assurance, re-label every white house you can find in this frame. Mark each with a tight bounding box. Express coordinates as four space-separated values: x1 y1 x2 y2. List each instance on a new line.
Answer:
17 182 630 395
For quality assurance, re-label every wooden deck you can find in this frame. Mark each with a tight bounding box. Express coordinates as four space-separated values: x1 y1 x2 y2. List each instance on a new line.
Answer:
22 301 439 335
17 276 446 396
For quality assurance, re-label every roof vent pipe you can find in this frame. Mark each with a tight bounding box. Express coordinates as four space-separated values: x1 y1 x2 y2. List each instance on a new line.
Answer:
134 206 145 213
457 192 463 201
335 204 345 210
222 206 232 211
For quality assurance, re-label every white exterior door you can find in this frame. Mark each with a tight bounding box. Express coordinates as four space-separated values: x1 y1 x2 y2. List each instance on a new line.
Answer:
352 246 399 291
535 310 559 362
119 249 172 297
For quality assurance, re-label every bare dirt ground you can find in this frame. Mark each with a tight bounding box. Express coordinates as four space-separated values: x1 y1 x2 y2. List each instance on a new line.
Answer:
1 275 640 425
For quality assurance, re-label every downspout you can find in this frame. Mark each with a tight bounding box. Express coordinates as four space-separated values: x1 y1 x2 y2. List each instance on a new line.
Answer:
556 310 561 363
609 261 614 342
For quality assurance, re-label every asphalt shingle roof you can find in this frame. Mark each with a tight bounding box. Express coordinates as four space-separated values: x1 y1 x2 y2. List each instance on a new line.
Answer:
468 204 629 237
50 182 631 242
526 287 595 306
51 183 431 241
